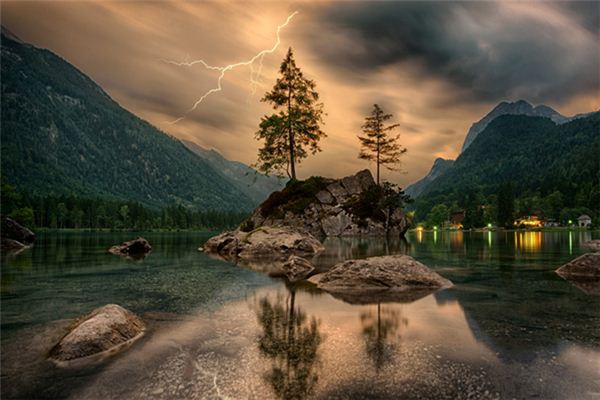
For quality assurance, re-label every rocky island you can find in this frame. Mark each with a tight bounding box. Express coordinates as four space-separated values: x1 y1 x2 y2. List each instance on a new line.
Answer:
203 170 412 262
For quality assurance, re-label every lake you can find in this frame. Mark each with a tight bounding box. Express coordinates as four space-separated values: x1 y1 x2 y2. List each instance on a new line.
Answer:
2 230 599 399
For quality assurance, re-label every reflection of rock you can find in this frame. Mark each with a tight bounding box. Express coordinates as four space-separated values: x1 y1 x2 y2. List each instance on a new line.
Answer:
255 290 321 399
309 255 452 304
108 237 151 258
282 256 315 282
203 226 324 262
582 240 600 251
556 253 600 278
49 304 145 367
1 216 35 253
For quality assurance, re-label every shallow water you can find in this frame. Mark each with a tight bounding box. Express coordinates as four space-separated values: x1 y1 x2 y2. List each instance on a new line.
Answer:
1 230 599 399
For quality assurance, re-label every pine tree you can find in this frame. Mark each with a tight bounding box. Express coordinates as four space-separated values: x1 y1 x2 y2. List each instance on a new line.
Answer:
255 48 326 179
358 104 406 185
497 182 515 228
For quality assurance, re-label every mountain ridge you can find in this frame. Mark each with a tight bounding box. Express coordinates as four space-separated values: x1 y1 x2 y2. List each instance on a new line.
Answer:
0 30 256 211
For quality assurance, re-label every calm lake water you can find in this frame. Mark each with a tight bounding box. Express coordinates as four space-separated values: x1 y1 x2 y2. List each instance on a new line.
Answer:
2 230 599 399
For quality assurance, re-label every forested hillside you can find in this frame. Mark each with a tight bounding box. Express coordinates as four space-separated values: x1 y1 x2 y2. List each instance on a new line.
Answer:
0 31 254 211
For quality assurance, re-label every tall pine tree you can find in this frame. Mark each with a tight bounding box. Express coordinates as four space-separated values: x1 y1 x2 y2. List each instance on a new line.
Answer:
255 48 325 179
358 104 406 185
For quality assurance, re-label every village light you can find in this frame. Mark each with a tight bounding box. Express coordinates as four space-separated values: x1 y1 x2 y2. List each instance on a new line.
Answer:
433 226 438 230
568 219 572 225
487 223 492 228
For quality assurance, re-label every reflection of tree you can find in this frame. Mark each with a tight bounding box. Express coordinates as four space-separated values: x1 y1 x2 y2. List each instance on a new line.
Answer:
256 289 321 399
360 303 407 371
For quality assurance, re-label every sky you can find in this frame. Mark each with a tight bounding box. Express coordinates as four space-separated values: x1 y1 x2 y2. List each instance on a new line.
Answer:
2 1 599 186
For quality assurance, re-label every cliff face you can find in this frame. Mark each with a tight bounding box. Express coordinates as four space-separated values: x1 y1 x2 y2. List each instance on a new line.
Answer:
242 170 412 237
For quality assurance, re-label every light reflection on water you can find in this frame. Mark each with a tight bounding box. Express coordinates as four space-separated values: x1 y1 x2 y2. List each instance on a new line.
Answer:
1 230 599 399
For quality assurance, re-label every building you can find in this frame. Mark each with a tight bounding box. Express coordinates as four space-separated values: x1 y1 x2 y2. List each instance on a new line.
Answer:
577 214 592 228
450 210 465 230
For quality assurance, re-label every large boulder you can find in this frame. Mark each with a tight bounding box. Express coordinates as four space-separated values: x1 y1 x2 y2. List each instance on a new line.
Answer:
556 253 600 278
108 237 152 257
309 255 452 304
244 170 411 237
203 226 324 262
1 216 35 252
282 256 315 282
48 304 145 366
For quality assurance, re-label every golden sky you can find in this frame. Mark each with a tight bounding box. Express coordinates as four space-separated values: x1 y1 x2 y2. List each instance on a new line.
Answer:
2 1 599 186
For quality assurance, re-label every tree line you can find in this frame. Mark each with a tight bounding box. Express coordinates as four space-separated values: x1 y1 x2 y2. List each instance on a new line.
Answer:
1 180 248 230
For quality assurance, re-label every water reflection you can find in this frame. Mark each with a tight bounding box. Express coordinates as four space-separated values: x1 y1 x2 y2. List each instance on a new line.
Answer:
360 303 407 371
255 288 322 399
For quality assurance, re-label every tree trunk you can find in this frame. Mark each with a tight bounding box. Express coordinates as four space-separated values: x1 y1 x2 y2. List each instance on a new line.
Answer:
287 72 296 180
376 131 380 185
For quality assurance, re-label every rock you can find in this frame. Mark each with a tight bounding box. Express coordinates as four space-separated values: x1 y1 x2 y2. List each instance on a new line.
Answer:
556 253 600 278
203 226 324 262
326 182 349 204
243 170 412 237
1 216 35 245
322 211 353 236
48 304 145 366
582 240 600 251
309 255 452 304
282 256 315 282
315 190 335 205
108 237 152 257
1 238 29 253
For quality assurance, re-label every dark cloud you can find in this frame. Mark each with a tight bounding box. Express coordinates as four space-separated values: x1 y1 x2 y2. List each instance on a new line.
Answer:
309 1 599 103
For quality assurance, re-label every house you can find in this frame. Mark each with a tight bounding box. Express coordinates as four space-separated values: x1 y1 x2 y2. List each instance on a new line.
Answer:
577 214 592 228
450 210 465 229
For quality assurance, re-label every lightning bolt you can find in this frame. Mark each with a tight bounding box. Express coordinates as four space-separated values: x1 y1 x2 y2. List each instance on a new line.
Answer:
163 11 299 124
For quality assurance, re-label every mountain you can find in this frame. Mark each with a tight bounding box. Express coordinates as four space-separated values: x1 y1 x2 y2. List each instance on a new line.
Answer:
181 140 286 204
405 158 454 198
461 99 591 152
413 112 600 217
407 100 595 199
0 30 256 211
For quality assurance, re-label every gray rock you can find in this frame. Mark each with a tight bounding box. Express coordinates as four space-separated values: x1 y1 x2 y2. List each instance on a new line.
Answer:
282 256 315 282
582 240 600 251
341 174 363 195
203 226 324 262
108 237 152 257
309 255 452 304
556 253 600 278
322 211 353 236
315 190 335 205
48 304 145 366
326 182 349 204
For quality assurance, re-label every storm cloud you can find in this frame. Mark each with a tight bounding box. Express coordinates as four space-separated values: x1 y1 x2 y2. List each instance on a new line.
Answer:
311 1 599 103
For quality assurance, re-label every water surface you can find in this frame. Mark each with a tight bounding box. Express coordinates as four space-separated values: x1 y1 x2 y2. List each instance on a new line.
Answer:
2 230 599 399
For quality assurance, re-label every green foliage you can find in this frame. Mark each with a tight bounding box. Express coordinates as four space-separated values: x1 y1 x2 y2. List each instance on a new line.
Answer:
496 182 515 228
411 113 600 225
260 177 329 218
0 33 254 211
344 182 411 225
358 104 406 184
255 48 326 179
0 183 248 230
426 204 449 228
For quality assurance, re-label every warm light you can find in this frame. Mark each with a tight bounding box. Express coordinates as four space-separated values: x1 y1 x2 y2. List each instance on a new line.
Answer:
416 226 424 231
487 223 492 228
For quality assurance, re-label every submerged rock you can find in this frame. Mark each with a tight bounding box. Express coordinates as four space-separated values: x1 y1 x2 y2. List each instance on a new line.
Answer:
108 237 152 257
309 255 452 304
556 253 600 278
582 240 600 251
1 216 35 253
48 304 146 366
282 256 315 282
203 226 324 262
